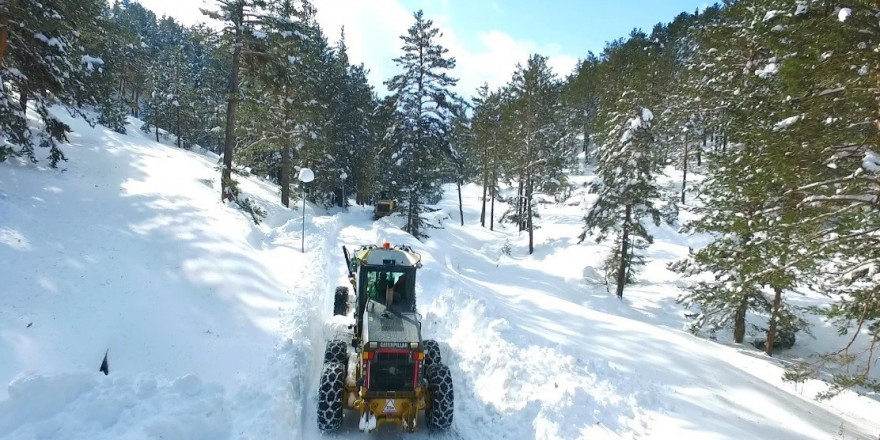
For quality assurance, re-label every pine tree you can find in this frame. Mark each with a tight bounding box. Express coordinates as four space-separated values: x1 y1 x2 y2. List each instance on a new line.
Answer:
340 62 379 206
583 33 669 299
563 53 602 163
672 0 817 351
296 14 366 208
141 17 194 146
188 25 229 153
236 0 320 207
204 0 272 202
768 0 880 392
471 84 504 228
109 1 159 119
384 10 459 238
503 54 569 254
0 0 107 166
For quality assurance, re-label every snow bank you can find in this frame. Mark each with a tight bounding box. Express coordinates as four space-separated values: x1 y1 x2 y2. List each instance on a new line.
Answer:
3 110 880 440
0 372 230 440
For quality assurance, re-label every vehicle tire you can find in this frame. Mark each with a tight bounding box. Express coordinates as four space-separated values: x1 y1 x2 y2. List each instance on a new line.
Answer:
334 286 348 316
422 339 441 366
425 363 454 430
324 340 349 364
317 361 345 432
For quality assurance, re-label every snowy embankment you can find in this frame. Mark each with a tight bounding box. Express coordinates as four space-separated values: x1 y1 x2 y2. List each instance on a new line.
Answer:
1 110 880 439
0 112 332 439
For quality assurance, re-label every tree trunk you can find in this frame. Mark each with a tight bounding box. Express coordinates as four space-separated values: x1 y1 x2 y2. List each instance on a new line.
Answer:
280 145 291 207
582 116 590 160
733 290 749 343
616 204 631 299
457 179 464 226
681 131 689 204
766 286 783 356
408 190 417 236
490 166 496 231
516 178 525 231
221 11 243 202
479 147 489 227
18 88 27 114
0 15 7 61
176 105 181 148
527 173 534 254
154 99 159 142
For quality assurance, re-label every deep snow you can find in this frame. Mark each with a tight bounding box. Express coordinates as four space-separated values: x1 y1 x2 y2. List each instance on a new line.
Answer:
1 110 879 439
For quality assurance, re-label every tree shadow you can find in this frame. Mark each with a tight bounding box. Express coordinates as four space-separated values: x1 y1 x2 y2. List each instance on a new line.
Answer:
0 124 294 396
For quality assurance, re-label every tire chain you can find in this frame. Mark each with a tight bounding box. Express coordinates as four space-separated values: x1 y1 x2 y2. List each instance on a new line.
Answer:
324 340 349 364
425 363 454 430
422 339 442 366
317 361 346 431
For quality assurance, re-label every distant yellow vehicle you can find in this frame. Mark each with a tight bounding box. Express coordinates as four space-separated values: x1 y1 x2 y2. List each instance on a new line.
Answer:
373 199 396 220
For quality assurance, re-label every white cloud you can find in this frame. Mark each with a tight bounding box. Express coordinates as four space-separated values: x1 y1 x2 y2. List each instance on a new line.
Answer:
314 0 578 99
313 0 412 95
127 0 579 100
448 30 578 98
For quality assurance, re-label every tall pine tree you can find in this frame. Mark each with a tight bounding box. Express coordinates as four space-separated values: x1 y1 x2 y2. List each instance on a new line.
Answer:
384 10 459 238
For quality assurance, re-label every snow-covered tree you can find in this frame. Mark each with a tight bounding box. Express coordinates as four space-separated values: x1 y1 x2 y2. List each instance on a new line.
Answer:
384 10 459 238
671 0 821 353
470 84 507 229
583 33 669 299
503 54 570 254
0 0 106 166
203 0 273 202
767 0 880 392
562 53 602 163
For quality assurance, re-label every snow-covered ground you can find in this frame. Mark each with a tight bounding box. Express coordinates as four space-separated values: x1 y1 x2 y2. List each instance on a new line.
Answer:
1 111 879 439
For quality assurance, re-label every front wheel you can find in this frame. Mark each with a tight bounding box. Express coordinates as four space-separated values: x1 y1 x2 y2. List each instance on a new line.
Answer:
425 363 454 430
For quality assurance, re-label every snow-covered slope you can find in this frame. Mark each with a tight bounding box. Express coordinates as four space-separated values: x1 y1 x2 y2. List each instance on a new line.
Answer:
1 111 879 439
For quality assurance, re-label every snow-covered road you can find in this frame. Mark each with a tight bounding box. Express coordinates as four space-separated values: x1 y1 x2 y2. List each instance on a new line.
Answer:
2 111 879 439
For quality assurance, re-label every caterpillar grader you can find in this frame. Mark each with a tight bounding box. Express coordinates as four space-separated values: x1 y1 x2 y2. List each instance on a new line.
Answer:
317 243 454 433
373 199 396 220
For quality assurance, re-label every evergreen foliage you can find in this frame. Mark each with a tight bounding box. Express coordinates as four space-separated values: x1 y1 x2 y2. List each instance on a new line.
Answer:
582 31 670 299
502 54 570 254
384 10 459 238
0 0 107 166
2 0 878 395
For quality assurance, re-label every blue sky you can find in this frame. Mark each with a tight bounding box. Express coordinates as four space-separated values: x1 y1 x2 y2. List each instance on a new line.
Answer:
134 0 711 96
400 0 710 58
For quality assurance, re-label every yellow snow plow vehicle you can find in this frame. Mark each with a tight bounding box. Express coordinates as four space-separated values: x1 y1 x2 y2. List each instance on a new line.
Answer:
318 243 453 433
373 199 396 220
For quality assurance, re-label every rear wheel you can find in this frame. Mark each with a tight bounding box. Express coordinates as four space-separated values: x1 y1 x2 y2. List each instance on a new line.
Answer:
317 361 345 432
423 339 441 366
324 340 349 364
334 286 348 316
425 363 454 430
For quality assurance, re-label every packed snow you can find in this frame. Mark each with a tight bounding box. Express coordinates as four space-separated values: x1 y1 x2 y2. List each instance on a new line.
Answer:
1 109 880 439
774 115 802 131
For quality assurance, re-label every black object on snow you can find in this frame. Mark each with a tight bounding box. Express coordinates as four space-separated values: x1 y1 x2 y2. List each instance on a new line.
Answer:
99 350 109 375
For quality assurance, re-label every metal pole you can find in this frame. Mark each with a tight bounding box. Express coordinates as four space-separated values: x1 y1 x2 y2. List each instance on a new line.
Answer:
301 185 306 253
297 167 314 253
